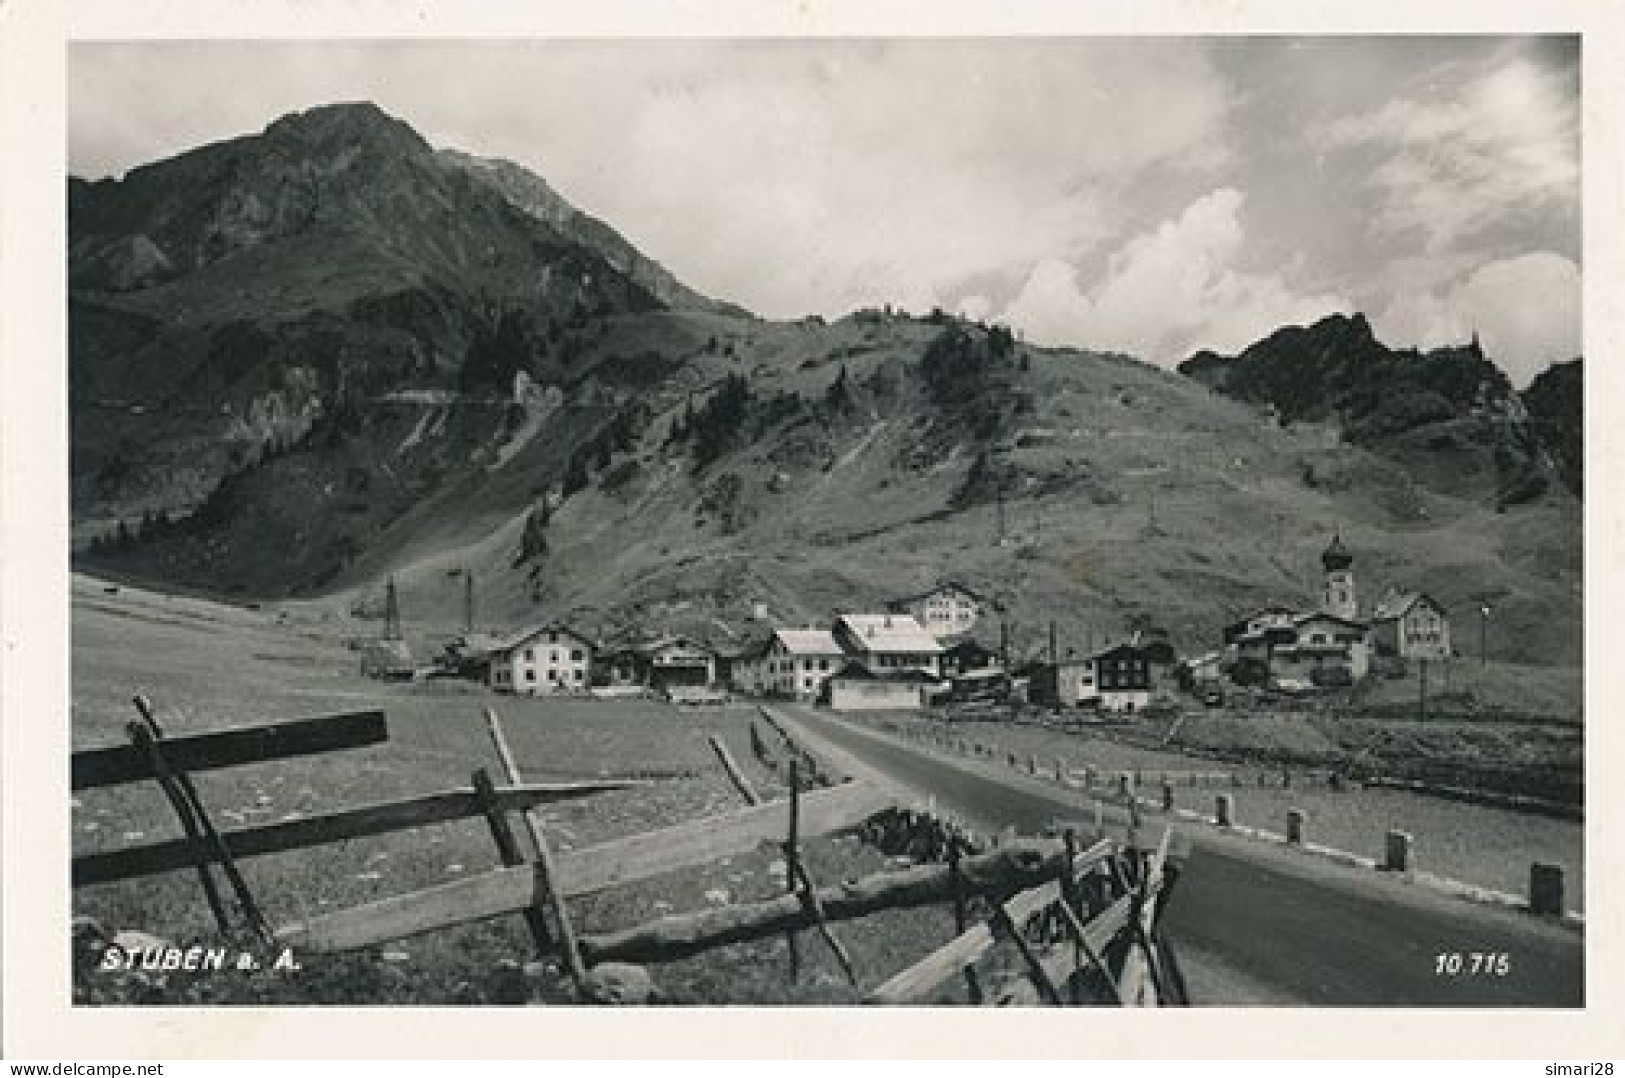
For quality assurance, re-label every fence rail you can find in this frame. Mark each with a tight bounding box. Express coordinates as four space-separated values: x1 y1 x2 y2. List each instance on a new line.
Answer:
73 710 388 790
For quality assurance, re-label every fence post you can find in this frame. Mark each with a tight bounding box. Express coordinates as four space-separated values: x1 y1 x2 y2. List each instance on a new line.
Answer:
1384 829 1412 873
949 837 983 1003
1055 758 1067 784
784 760 802 980
471 767 552 955
708 735 760 806
1529 863 1564 916
1028 754 1039 776
484 707 587 990
1215 794 1233 828
1117 773 1131 799
1161 781 1174 813
1286 808 1305 845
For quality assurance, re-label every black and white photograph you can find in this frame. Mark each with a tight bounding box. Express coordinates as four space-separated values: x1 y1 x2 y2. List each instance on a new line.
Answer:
3 0 1617 1060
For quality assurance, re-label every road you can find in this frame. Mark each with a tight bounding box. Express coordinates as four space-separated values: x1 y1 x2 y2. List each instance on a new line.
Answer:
784 708 1584 1007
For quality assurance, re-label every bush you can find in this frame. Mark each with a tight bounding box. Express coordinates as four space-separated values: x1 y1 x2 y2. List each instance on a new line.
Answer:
1310 664 1354 689
1228 657 1271 688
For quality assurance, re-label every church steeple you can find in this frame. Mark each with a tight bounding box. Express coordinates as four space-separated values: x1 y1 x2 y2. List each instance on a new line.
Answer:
1321 533 1357 619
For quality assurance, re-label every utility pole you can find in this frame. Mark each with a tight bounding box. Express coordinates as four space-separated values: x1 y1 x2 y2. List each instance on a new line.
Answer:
1418 658 1427 723
383 575 402 641
1480 605 1491 667
464 569 475 633
995 483 1007 546
999 617 1012 710
1048 621 1058 665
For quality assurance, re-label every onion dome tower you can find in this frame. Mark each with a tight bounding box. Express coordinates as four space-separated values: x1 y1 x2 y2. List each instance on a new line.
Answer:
1321 533 1357 620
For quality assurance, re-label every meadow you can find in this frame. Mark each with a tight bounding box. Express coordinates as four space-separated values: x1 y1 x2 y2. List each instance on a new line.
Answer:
70 576 969 1003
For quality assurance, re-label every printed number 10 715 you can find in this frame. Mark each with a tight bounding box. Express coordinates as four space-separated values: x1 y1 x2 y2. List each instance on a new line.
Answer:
1435 952 1510 976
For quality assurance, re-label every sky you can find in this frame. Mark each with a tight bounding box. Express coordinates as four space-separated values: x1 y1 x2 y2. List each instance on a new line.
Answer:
69 36 1582 386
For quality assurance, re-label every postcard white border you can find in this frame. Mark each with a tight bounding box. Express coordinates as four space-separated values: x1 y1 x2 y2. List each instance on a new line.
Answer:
4 0 1621 1059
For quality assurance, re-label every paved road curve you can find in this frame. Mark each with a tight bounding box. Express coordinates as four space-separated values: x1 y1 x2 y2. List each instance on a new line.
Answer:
788 709 1584 1007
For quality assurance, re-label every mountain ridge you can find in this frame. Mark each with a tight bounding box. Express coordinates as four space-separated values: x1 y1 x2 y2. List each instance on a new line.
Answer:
69 103 1583 671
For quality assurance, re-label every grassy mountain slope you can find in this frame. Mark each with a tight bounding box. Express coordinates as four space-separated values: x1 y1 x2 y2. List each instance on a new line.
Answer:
71 106 1582 672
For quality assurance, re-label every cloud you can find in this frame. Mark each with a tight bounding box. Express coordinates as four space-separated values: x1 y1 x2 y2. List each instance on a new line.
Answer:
1315 53 1579 253
999 188 1346 365
70 39 1235 321
609 40 1235 318
1373 251 1580 387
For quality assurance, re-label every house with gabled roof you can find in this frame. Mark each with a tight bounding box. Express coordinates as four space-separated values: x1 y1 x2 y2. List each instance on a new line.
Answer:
1032 641 1153 714
1371 590 1451 661
732 626 847 701
885 580 986 639
643 634 719 689
833 613 945 677
489 622 593 695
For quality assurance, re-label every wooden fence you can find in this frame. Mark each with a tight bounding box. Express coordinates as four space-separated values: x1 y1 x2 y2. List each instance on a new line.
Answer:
74 695 1188 1005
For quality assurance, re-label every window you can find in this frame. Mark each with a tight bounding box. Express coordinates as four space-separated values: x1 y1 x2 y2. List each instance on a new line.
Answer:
525 670 535 682
571 649 583 661
524 648 534 661
573 670 583 681
548 631 558 644
551 650 560 663
547 670 557 682
819 658 829 671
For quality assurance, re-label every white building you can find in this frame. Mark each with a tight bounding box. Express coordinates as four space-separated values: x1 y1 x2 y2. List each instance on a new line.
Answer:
886 581 984 640
1372 591 1452 661
732 628 846 701
490 623 593 695
828 663 937 712
833 613 945 676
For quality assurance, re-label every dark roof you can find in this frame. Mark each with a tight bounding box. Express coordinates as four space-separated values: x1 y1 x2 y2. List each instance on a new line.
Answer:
1372 590 1447 621
491 622 593 653
1292 611 1369 631
642 634 719 658
1090 642 1150 662
1321 532 1353 571
830 661 939 684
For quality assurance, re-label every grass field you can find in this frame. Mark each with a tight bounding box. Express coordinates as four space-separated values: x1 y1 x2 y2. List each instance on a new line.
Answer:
70 575 982 1004
68 574 1585 1005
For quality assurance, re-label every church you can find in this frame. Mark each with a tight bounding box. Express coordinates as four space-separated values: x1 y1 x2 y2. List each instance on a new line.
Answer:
1222 535 1376 686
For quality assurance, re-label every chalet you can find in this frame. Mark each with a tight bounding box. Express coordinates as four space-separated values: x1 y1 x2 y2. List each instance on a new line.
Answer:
1371 591 1452 661
1273 612 1372 681
828 662 938 712
833 613 944 677
1224 606 1299 651
750 627 846 701
727 637 774 697
885 581 985 640
596 646 650 689
440 632 500 681
489 623 593 695
361 638 415 681
940 637 1002 679
643 635 719 690
1031 642 1153 713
